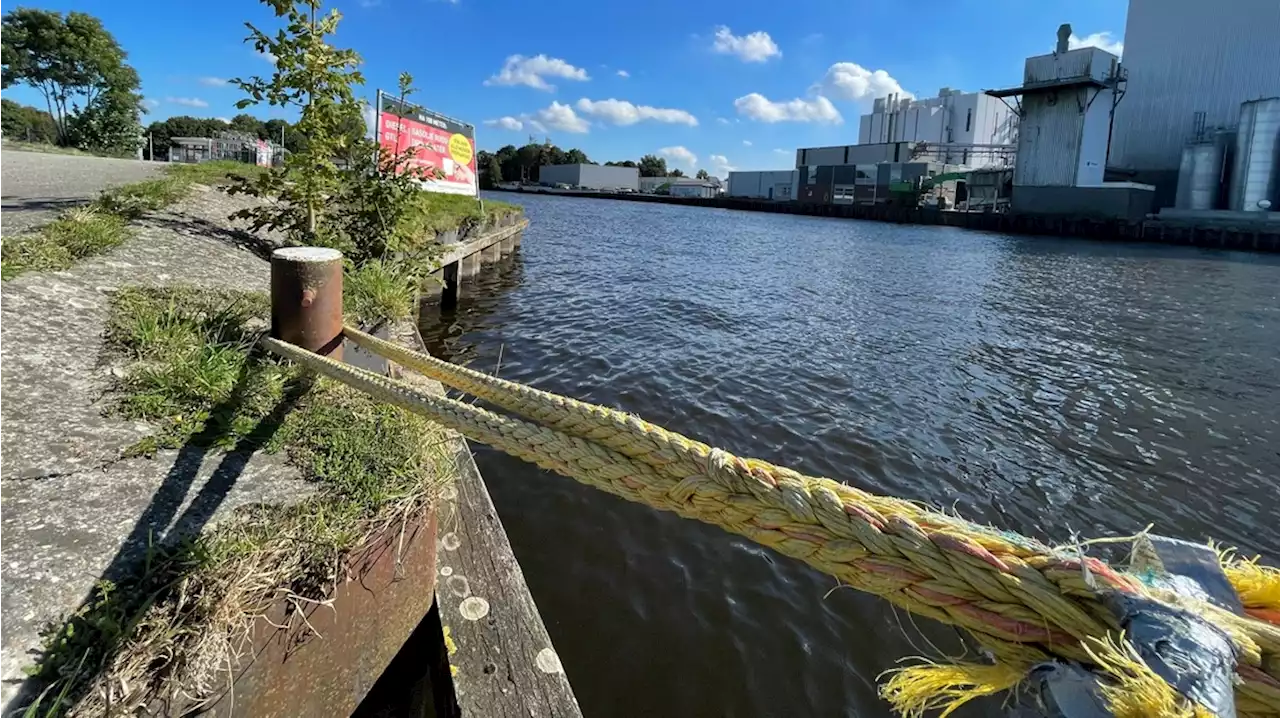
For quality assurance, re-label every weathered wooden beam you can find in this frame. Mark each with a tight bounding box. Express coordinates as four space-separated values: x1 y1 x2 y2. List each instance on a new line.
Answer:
434 444 582 718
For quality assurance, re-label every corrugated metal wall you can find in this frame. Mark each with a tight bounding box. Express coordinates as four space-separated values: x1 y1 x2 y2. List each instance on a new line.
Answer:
1110 0 1280 173
1014 92 1085 186
579 164 639 190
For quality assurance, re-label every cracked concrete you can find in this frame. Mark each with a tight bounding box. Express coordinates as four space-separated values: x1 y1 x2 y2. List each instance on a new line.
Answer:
1 181 311 711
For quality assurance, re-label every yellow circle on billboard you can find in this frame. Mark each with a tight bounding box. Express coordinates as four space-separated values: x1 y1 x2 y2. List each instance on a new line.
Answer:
448 133 473 166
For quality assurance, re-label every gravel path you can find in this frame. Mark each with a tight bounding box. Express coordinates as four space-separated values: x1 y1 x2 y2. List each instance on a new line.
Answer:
1 150 163 235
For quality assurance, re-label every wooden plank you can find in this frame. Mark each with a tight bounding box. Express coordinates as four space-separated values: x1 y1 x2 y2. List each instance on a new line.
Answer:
435 219 528 268
433 444 582 718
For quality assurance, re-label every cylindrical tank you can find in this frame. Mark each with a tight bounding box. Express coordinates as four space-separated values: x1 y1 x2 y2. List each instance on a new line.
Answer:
1176 139 1228 210
1228 97 1280 212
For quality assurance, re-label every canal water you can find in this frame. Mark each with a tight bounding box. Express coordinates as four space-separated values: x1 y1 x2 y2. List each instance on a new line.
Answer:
419 193 1280 717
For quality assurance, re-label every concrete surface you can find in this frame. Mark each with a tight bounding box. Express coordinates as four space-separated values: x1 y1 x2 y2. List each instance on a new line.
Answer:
0 184 311 711
1 150 163 235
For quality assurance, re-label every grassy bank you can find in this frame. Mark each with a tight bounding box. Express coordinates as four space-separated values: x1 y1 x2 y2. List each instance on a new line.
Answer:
0 161 267 280
24 286 453 717
412 191 521 238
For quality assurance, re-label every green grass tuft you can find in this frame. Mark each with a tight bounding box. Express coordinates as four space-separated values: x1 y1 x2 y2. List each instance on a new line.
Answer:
96 177 191 219
164 160 270 187
344 258 417 326
1 208 130 279
25 285 454 716
405 192 520 245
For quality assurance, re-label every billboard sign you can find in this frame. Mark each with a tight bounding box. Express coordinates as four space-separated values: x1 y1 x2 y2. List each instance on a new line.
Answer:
377 93 477 196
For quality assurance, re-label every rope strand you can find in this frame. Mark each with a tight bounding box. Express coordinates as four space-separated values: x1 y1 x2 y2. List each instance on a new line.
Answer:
265 334 1280 717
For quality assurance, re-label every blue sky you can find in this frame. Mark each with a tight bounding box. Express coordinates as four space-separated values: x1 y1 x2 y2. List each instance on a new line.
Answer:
5 0 1127 175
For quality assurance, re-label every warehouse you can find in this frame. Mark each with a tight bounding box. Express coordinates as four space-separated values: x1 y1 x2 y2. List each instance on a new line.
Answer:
726 170 800 200
537 163 639 191
1108 0 1280 204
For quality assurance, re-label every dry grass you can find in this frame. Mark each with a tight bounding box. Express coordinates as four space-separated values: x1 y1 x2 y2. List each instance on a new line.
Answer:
22 286 455 717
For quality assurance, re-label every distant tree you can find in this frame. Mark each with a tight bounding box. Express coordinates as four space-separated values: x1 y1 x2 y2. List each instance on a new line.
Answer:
563 148 589 165
229 112 264 136
1 99 58 143
495 144 518 182
606 159 638 168
517 143 543 182
479 151 502 189
67 83 144 153
638 154 666 177
696 168 710 180
1 8 142 150
669 168 685 178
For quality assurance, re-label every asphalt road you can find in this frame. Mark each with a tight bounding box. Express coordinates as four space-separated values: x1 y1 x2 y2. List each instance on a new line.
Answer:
1 150 162 235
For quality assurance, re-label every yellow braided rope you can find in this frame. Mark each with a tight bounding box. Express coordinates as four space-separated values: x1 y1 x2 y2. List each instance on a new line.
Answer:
340 330 1131 645
266 334 1280 716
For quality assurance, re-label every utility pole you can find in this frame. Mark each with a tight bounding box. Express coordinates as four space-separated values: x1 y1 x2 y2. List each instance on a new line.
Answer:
148 132 154 162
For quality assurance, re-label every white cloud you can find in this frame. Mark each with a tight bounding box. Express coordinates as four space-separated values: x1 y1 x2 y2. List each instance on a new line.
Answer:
659 145 697 168
533 101 589 133
734 93 842 124
199 76 229 87
709 154 735 174
257 50 277 65
215 117 232 124
772 148 790 155
711 26 781 63
716 117 732 126
166 97 210 108
1067 31 1123 56
484 54 589 91
485 116 524 131
742 140 752 146
142 98 160 109
616 69 630 78
814 62 911 102
574 98 698 126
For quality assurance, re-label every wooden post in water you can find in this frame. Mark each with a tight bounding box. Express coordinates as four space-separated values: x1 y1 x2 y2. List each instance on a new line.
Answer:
271 246 344 360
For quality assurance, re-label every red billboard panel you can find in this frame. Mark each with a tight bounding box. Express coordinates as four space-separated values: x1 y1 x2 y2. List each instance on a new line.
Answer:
377 93 477 196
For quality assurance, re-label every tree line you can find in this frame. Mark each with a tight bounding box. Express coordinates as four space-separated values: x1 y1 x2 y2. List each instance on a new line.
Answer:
2 8 143 154
478 143 718 188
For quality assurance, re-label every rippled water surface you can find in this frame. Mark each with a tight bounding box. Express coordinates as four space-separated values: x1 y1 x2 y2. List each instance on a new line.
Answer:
421 193 1280 717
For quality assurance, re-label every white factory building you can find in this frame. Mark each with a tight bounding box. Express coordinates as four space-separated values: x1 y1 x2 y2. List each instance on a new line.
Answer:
857 89 1017 168
1108 0 1280 202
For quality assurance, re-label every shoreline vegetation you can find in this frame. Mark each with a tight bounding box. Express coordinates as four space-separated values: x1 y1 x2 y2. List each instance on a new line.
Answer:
0 156 519 324
23 287 455 716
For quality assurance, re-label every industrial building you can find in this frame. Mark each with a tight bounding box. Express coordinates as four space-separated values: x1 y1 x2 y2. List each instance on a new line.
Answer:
794 142 923 168
793 162 958 205
726 170 800 200
857 89 1017 168
984 28 1157 221
637 175 722 195
537 164 638 191
1108 0 1280 204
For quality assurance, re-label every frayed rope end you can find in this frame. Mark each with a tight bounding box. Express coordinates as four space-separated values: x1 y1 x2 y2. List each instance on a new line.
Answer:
878 660 1025 718
1082 633 1214 718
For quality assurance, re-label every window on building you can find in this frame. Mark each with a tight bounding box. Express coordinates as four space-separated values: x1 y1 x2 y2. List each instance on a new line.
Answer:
965 108 972 132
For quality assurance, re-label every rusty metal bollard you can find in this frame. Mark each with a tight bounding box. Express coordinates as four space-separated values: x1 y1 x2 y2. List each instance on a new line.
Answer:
270 246 344 360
